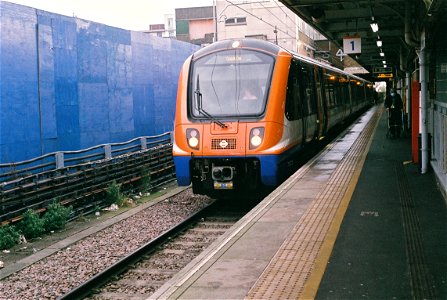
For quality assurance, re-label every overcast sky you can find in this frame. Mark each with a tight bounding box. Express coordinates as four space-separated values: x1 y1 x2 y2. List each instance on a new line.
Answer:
7 0 214 30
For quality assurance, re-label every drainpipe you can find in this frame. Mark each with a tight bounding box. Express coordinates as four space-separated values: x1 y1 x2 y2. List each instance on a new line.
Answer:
213 0 217 42
418 29 428 174
406 71 411 129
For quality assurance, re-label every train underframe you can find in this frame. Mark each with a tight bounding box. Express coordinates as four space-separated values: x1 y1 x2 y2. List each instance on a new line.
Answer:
190 157 262 195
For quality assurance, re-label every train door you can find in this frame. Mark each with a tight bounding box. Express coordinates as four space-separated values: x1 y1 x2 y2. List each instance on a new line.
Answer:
313 66 328 138
339 76 350 119
285 60 305 147
347 77 354 115
298 62 317 143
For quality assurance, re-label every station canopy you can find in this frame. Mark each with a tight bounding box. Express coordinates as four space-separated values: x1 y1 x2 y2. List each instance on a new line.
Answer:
279 0 446 81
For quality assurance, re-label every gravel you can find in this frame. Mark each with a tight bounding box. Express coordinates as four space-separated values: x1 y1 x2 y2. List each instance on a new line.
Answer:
0 189 212 300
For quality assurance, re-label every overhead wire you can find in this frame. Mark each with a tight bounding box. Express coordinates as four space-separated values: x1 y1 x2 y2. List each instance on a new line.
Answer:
258 1 292 30
223 0 332 61
224 0 297 41
272 0 300 30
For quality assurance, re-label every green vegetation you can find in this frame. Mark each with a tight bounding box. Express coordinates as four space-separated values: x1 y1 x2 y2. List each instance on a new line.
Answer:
1 176 157 250
43 201 73 231
18 209 45 239
106 181 124 206
139 170 152 193
0 225 20 250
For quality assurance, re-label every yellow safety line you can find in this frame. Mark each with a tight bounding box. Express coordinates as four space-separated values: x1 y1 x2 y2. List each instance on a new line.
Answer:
299 109 382 300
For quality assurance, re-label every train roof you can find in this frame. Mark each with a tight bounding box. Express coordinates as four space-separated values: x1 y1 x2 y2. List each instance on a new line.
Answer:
192 39 281 60
293 52 370 83
192 38 370 84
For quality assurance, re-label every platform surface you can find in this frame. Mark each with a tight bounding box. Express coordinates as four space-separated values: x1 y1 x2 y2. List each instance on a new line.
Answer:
151 106 446 300
316 108 447 299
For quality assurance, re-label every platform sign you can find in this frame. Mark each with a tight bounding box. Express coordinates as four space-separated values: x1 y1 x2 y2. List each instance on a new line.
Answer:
375 73 393 79
343 36 361 54
336 49 347 61
373 66 393 74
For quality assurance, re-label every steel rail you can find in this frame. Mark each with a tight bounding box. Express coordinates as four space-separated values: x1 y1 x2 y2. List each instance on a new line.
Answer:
58 199 217 300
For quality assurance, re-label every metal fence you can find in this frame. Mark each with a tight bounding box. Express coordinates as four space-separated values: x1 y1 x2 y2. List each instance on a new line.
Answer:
0 132 176 224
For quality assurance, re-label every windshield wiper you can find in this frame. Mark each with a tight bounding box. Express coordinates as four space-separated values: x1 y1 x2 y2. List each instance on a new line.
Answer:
195 74 227 128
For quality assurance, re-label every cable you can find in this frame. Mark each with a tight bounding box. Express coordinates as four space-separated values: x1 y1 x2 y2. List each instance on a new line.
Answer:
224 0 296 41
259 1 291 30
223 0 334 62
273 0 300 30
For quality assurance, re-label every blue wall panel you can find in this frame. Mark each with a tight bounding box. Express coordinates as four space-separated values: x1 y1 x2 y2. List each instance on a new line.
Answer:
37 21 58 155
0 1 199 163
1 3 41 161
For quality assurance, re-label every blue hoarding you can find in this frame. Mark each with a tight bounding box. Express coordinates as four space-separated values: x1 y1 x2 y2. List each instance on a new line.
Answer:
0 2 198 163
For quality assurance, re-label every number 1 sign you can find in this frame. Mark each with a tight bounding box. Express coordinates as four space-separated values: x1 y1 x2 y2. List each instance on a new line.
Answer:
343 36 361 54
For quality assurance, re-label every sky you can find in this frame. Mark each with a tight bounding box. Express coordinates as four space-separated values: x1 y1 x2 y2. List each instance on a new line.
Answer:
6 0 214 30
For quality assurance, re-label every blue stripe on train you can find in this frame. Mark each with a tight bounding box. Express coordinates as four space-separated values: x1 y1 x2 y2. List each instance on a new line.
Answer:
173 144 303 187
173 156 192 186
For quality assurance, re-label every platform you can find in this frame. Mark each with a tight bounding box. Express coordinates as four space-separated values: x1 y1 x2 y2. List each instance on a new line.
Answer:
150 105 446 300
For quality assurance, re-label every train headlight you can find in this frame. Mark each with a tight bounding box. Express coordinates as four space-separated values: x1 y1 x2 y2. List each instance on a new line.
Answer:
249 127 264 150
186 129 200 149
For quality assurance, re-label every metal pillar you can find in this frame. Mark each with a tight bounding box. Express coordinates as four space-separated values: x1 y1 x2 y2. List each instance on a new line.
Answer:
418 30 428 174
213 0 217 42
406 72 411 129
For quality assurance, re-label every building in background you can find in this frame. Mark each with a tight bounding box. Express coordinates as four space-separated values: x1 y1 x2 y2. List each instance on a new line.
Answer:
146 1 362 71
175 6 214 46
147 24 165 37
215 0 324 57
215 1 364 71
146 14 175 38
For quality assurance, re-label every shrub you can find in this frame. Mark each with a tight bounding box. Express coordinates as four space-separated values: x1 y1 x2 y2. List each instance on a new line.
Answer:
139 170 152 193
106 181 124 206
43 201 73 232
18 209 45 239
0 225 20 250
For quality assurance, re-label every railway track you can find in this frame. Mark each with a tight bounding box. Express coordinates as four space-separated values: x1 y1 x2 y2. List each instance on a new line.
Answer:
60 198 257 300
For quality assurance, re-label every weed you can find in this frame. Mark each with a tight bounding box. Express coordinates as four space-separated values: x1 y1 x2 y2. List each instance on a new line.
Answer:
106 181 124 206
0 224 20 250
43 201 73 232
18 209 45 239
139 169 152 193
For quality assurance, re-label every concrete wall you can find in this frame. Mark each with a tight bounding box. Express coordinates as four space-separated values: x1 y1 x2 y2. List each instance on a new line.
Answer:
0 2 199 163
189 19 214 40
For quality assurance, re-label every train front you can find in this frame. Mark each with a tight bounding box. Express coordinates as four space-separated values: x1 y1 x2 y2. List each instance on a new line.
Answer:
173 39 289 195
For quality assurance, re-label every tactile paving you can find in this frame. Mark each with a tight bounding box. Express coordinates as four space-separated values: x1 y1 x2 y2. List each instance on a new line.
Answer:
246 109 382 300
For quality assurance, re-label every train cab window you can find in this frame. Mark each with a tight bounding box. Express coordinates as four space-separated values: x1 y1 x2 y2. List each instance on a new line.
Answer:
189 49 274 119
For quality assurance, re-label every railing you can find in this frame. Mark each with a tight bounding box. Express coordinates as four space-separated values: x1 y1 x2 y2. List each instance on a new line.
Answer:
0 133 171 181
0 133 176 224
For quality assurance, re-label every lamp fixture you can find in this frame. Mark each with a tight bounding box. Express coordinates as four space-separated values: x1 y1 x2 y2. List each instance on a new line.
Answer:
384 64 387 68
370 22 379 32
376 38 382 47
382 60 386 64
380 51 385 57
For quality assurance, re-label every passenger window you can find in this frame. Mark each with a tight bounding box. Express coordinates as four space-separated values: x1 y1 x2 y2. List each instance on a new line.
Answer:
324 71 336 108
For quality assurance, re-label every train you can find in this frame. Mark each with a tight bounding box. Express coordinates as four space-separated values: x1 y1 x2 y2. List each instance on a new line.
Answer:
172 39 373 195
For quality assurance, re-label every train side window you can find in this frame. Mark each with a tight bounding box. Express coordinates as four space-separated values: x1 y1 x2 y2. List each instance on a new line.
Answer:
324 71 336 108
285 61 303 121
